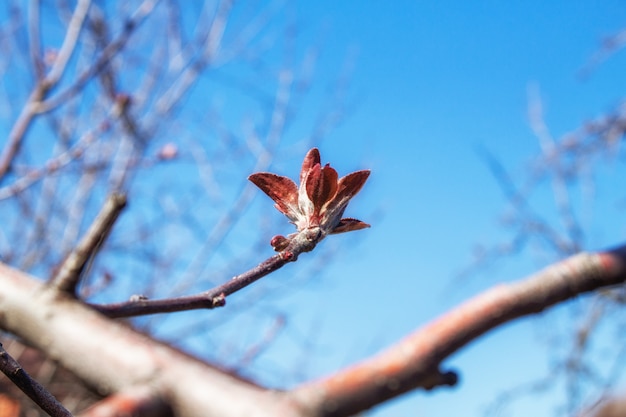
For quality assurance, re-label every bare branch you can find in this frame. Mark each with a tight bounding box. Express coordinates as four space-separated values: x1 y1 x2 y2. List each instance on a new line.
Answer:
0 0 91 182
0 116 112 201
579 393 626 417
0 88 43 183
0 342 73 417
50 193 127 294
34 0 158 114
4 241 626 416
78 387 172 417
579 28 626 79
42 0 91 89
477 147 577 254
528 84 585 249
0 263 303 417
27 0 44 80
290 244 626 416
91 227 324 318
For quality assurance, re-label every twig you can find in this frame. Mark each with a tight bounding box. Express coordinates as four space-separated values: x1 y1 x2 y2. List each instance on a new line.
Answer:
43 0 91 89
34 0 157 114
91 227 323 318
528 85 585 251
0 118 113 201
579 28 626 79
0 0 91 182
27 0 44 80
50 193 127 294
0 342 73 417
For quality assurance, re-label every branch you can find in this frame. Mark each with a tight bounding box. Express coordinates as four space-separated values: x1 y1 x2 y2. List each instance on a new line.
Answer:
42 0 91 89
50 193 127 294
78 387 172 417
0 117 113 201
90 227 323 318
0 0 91 182
289 244 626 417
0 342 73 417
27 0 44 80
35 0 157 115
0 263 304 417
3 244 626 416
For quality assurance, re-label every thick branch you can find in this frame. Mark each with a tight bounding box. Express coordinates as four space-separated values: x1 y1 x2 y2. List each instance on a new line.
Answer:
4 241 626 416
78 387 172 417
290 244 626 417
0 263 304 417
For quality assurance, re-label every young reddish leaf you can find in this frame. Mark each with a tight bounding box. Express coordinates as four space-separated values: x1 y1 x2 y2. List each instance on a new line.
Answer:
249 148 370 241
337 170 370 199
305 163 338 214
300 148 321 184
321 164 338 202
248 173 298 219
331 218 371 234
324 170 370 215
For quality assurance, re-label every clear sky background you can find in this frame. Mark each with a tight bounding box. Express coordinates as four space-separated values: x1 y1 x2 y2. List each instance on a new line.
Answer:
220 2 626 416
3 2 626 416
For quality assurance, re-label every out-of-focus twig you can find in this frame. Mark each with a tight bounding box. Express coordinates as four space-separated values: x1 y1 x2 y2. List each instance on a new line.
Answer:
0 0 91 182
528 84 584 251
43 0 91 90
0 116 114 201
50 193 127 294
34 0 157 114
579 28 626 79
0 342 73 417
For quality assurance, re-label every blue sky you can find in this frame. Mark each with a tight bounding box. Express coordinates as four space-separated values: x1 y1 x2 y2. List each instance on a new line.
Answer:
228 2 626 416
3 2 626 416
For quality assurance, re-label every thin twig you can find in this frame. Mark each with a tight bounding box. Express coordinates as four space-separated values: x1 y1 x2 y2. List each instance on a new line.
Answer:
27 0 44 80
0 342 74 417
50 193 127 294
91 227 323 318
528 85 584 251
0 0 91 182
43 0 91 89
34 0 157 114
0 117 113 201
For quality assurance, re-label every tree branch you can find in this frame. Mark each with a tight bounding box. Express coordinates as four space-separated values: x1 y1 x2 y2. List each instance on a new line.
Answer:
50 193 127 294
42 0 91 89
4 242 626 416
34 0 157 114
0 0 91 182
0 342 73 417
290 244 626 416
90 227 323 318
0 262 304 417
78 387 172 417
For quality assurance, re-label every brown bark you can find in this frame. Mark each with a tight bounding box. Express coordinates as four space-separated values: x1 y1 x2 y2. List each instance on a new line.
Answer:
2 245 626 416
